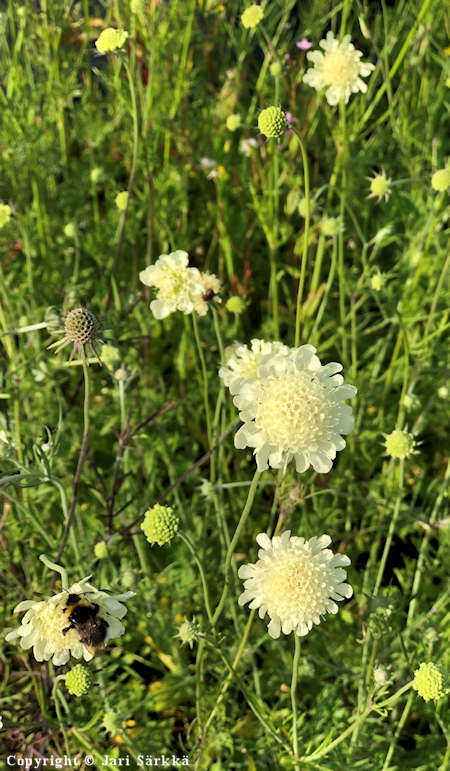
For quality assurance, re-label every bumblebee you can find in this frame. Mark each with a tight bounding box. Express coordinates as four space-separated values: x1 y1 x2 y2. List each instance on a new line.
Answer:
62 593 108 652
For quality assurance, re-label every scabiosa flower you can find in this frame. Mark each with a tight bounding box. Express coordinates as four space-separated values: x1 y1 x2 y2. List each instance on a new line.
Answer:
413 662 450 702
95 28 128 54
258 106 287 138
431 168 450 192
219 339 290 394
241 4 263 29
5 576 134 666
192 272 222 317
139 250 203 320
232 344 356 473
368 170 391 202
239 531 352 638
48 307 104 361
303 31 375 105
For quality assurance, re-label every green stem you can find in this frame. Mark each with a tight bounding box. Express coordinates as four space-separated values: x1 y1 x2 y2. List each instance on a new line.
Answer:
373 459 404 596
381 691 414 771
192 312 212 447
292 127 311 347
212 470 261 626
179 532 213 626
291 636 302 769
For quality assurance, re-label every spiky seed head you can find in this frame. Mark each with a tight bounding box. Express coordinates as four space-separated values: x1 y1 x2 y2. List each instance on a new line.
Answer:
64 308 101 346
258 106 286 138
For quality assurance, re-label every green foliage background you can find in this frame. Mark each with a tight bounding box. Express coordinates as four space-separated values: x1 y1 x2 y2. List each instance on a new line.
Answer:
0 0 449 768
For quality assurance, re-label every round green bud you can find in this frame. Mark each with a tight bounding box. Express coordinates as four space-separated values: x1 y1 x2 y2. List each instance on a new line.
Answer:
270 61 282 77
370 175 390 198
90 167 103 184
225 296 246 314
226 114 241 132
437 386 448 399
64 308 101 346
321 216 341 237
94 541 108 559
298 197 315 218
64 223 76 239
176 618 199 649
122 568 136 589
385 429 415 459
0 204 12 229
241 4 263 29
370 272 386 291
258 106 286 139
413 662 450 702
403 393 420 412
115 191 128 211
95 28 128 54
431 168 450 192
141 504 179 546
65 664 93 696
103 710 121 734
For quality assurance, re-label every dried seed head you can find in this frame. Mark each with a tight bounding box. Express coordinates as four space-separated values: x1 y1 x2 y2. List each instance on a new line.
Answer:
64 308 101 346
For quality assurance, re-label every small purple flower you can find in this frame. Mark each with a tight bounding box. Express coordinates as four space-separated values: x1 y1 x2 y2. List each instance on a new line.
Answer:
284 53 290 61
296 38 313 51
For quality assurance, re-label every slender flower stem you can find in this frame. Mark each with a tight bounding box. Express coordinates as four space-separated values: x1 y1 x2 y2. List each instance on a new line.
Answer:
382 691 414 770
179 532 213 625
292 127 311 347
291 636 302 769
212 470 261 626
55 350 90 565
192 312 212 448
373 459 404 596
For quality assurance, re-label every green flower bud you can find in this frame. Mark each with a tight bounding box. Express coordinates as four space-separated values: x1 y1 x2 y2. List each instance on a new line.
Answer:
103 710 122 734
225 296 246 314
370 272 386 291
320 216 341 237
226 114 241 132
298 197 315 218
65 664 93 696
94 541 108 559
0 204 12 229
95 28 128 54
413 662 450 702
431 168 450 192
270 62 282 77
175 618 200 649
122 568 136 589
115 191 128 211
64 223 76 239
241 4 263 29
258 106 286 139
385 429 415 459
141 504 179 546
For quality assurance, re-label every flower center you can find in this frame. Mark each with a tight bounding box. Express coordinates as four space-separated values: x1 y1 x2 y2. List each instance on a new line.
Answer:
159 268 187 300
260 553 328 621
255 372 327 449
36 601 79 648
322 50 358 87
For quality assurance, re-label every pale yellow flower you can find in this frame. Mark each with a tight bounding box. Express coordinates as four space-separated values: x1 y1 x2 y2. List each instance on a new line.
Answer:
304 31 375 105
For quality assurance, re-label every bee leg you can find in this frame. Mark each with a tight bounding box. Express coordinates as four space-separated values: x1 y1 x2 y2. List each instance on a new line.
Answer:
62 624 74 635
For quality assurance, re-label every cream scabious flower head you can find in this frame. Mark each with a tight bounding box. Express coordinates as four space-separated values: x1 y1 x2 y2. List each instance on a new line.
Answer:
239 531 352 638
95 28 128 54
5 576 134 666
218 339 289 394
192 272 222 317
368 170 391 202
232 344 356 473
139 250 204 320
303 31 375 105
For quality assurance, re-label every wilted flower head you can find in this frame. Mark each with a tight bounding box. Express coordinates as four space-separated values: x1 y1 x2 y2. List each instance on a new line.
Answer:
139 250 203 319
239 531 352 638
95 28 128 54
258 106 286 138
413 662 450 702
141 504 179 546
0 204 12 229
219 339 289 394
48 307 103 361
431 168 450 192
232 344 356 473
5 575 134 666
241 4 263 29
368 171 391 202
303 31 375 105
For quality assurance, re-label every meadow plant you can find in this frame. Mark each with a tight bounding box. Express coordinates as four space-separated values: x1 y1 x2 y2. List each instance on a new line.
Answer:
1 1 449 768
